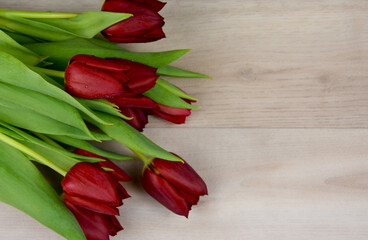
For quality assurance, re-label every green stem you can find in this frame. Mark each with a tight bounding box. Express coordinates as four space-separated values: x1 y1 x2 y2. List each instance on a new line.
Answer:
0 17 73 41
129 148 156 174
129 148 151 164
31 66 65 79
33 133 64 149
0 132 67 176
0 9 78 19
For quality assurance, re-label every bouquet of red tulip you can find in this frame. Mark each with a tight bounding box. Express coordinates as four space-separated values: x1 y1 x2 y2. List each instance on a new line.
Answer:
0 1 208 240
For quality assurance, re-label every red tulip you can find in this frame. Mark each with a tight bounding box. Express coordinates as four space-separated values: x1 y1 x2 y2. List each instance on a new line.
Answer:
108 95 157 131
62 161 130 240
141 154 207 217
73 149 131 182
151 99 195 124
101 0 166 43
65 54 158 99
64 195 123 240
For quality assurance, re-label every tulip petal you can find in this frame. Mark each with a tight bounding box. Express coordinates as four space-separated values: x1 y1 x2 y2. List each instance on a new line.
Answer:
67 195 120 216
177 189 200 206
153 157 208 196
142 169 190 217
114 180 131 200
65 62 124 99
120 107 149 132
156 104 192 116
64 196 115 240
144 26 166 40
107 216 123 236
109 95 158 109
70 54 130 72
99 161 131 182
126 70 159 94
130 0 166 12
152 109 188 124
62 162 121 206
102 0 166 43
73 149 131 182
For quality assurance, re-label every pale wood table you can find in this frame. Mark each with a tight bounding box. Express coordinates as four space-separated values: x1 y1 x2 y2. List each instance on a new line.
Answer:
1 0 368 239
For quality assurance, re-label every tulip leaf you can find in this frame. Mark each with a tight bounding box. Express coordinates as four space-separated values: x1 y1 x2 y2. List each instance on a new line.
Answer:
20 141 80 171
78 98 132 120
47 135 133 161
2 29 41 44
0 141 86 240
143 83 199 109
31 11 132 39
85 112 182 162
0 11 131 41
156 78 198 101
0 121 102 166
0 51 110 126
0 29 43 65
0 82 95 139
25 38 190 69
0 126 24 140
157 65 210 79
0 99 93 140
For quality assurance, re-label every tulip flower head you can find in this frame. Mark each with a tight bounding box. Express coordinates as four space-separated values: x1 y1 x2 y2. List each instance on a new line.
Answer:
65 54 158 99
101 0 166 43
108 95 158 131
151 102 193 124
141 155 207 217
62 153 130 240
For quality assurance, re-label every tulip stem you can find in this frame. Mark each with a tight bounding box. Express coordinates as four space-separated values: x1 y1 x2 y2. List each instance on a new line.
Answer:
0 17 73 41
0 132 67 176
33 133 64 149
31 66 65 79
0 9 78 19
129 148 151 164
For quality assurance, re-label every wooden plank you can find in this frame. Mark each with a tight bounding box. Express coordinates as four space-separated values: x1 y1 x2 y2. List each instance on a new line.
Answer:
2 128 368 240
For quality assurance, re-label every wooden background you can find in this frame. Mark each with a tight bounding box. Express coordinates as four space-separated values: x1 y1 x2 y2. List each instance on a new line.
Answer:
1 0 368 239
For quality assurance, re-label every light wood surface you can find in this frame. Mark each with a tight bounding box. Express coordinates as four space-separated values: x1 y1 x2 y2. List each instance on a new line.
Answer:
1 0 368 240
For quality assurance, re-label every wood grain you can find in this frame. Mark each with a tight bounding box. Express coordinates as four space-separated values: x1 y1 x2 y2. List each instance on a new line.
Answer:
2 129 368 240
0 1 368 240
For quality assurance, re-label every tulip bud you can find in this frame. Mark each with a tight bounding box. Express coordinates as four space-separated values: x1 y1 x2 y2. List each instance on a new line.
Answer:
64 195 123 240
101 0 166 43
65 54 158 99
108 95 158 131
152 99 195 124
62 161 130 240
141 154 207 217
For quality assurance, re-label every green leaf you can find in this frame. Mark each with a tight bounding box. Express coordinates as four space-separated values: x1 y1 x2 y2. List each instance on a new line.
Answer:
0 99 93 140
0 141 86 240
2 29 42 44
20 140 80 171
25 38 190 69
85 112 181 162
0 51 110 126
156 78 198 101
0 82 94 138
0 29 43 65
0 9 78 19
0 126 24 140
47 134 133 161
157 65 210 79
0 121 103 167
32 11 132 39
0 11 131 41
78 98 131 120
143 83 199 109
